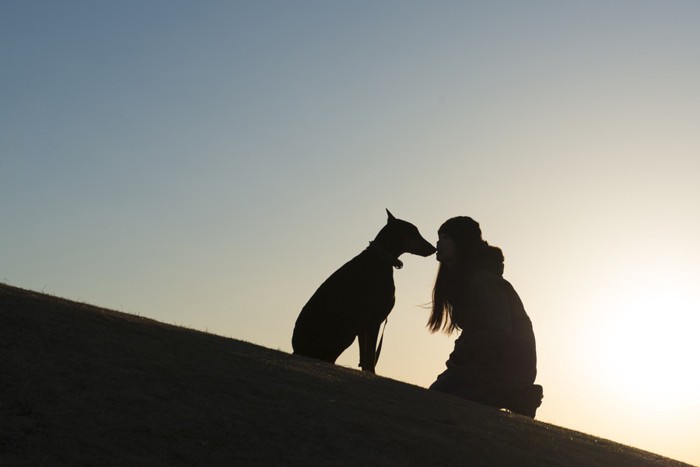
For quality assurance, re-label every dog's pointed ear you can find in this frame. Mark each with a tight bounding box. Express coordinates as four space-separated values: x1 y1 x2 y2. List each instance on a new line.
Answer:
386 209 396 222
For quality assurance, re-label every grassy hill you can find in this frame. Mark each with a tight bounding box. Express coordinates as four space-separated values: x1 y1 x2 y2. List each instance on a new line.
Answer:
0 282 690 466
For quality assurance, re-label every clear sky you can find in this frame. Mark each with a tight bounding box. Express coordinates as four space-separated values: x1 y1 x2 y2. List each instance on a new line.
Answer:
3 1 700 464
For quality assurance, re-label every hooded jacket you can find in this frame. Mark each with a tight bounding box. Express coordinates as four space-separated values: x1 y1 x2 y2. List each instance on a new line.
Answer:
444 244 537 389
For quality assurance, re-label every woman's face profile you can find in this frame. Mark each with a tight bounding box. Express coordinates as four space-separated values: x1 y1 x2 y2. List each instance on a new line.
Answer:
436 233 457 264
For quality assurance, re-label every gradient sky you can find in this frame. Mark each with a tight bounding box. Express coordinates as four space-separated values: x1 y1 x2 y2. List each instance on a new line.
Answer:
3 2 700 464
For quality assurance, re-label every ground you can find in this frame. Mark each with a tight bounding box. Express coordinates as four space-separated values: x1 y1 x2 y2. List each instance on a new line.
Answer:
0 283 690 466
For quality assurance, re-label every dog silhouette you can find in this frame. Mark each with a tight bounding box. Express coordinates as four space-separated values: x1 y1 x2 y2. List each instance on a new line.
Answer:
292 210 436 373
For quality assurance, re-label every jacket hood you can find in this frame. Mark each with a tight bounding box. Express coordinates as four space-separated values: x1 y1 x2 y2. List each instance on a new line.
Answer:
471 243 505 276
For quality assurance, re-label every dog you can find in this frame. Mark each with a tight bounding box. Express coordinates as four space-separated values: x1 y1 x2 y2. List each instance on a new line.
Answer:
292 210 436 373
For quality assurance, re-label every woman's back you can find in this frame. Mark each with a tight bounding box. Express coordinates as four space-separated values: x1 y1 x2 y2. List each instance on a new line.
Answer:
447 270 537 387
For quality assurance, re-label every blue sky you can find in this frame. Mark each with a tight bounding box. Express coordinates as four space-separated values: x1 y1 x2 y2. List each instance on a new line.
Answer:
3 2 700 464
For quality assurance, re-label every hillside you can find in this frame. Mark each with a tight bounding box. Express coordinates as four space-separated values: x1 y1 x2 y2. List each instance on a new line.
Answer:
0 282 690 466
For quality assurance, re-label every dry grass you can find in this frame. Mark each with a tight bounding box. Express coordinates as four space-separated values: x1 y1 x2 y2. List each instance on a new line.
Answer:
0 282 690 466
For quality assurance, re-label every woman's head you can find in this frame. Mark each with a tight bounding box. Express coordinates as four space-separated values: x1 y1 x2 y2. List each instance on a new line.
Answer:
436 216 484 266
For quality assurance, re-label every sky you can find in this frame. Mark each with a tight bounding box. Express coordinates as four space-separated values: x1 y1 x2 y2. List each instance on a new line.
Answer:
2 1 700 464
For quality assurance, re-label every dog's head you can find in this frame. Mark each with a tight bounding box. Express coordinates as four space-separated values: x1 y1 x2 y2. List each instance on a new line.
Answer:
386 209 436 257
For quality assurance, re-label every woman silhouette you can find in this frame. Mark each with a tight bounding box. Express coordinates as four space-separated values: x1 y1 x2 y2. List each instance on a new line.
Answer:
428 216 542 417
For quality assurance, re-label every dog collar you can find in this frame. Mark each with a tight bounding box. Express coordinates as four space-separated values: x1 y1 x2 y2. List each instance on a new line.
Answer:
367 241 403 269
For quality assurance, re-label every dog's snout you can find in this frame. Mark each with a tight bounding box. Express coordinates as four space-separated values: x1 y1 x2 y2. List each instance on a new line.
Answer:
412 239 436 257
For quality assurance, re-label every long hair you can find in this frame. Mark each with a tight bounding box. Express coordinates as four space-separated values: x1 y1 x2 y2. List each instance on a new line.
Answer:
427 216 504 335
427 263 459 335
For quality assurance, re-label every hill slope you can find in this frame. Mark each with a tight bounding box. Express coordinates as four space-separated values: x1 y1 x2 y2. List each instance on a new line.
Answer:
0 283 690 466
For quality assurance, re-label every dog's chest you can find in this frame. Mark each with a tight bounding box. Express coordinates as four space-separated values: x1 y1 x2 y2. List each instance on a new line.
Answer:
358 270 395 308
318 255 396 307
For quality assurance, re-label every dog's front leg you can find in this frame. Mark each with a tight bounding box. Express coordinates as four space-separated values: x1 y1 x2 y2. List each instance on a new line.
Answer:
358 324 380 373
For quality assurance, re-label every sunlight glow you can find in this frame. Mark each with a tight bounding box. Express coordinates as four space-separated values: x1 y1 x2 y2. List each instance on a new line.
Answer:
593 277 700 411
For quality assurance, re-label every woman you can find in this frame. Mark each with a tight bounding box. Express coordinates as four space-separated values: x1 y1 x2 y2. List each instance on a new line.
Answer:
428 216 542 417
